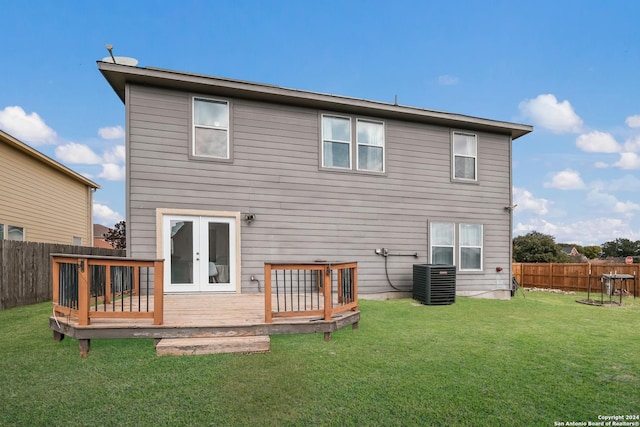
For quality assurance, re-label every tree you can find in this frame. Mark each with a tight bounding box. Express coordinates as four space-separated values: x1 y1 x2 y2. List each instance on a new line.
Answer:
513 231 562 263
104 220 126 249
581 245 602 259
601 238 639 258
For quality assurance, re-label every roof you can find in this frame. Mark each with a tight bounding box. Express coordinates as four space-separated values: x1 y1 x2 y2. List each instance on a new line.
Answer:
0 129 99 189
98 61 533 140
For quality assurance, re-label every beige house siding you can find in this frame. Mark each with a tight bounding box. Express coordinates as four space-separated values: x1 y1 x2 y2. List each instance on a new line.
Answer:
0 132 97 245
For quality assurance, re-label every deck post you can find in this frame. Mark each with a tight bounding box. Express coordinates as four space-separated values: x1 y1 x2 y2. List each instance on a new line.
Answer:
52 257 60 306
264 263 272 323
79 339 90 358
78 259 90 326
352 264 358 311
153 261 164 325
323 265 332 321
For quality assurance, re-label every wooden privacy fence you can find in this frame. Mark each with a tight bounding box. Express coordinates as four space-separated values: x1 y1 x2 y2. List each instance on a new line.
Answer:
0 240 124 310
512 263 639 296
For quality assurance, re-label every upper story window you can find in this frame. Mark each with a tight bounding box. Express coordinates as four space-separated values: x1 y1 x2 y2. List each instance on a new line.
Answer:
356 119 385 172
321 114 385 173
452 131 477 181
193 97 230 159
322 115 351 169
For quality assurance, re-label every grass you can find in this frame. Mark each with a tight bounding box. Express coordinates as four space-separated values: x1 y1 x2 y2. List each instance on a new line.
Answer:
1 292 639 426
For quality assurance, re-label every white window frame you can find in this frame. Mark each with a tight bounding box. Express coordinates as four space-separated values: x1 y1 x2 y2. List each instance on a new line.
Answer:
321 114 352 170
356 118 385 173
430 222 455 265
459 224 483 271
192 97 230 160
452 131 478 181
7 225 24 241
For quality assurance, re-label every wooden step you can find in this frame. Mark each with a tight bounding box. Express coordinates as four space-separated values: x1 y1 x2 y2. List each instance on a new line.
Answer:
156 335 270 356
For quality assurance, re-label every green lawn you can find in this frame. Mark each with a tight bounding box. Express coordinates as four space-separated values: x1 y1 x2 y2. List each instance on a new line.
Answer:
1 292 638 426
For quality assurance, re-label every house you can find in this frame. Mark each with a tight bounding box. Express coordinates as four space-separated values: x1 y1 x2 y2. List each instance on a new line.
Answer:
0 129 99 245
98 62 532 300
93 224 114 248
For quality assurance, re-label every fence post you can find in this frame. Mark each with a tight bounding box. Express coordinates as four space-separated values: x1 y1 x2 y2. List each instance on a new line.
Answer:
78 259 90 326
153 261 164 325
264 263 272 323
323 265 332 321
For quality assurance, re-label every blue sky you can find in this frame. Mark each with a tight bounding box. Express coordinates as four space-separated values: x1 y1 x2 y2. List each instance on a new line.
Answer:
2 1 639 245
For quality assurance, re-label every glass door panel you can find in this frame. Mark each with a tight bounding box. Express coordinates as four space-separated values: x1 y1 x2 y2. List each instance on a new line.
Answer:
164 215 236 293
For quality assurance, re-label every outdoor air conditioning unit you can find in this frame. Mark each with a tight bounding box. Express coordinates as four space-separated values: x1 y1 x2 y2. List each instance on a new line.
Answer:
413 264 456 305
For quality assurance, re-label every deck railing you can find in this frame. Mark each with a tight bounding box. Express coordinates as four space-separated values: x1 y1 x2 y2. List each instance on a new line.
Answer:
264 261 358 323
52 254 164 326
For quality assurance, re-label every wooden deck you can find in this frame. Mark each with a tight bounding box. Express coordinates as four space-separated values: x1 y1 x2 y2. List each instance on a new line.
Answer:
50 293 360 356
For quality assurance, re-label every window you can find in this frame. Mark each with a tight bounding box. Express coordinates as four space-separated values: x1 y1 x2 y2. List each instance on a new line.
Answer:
193 97 229 159
452 132 477 181
7 225 24 241
322 115 351 169
0 224 3 240
356 119 385 172
322 114 385 173
430 222 483 271
73 236 82 246
459 224 483 270
430 223 455 265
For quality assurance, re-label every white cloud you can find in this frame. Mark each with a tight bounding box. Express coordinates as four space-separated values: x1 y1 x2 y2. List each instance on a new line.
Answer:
513 187 551 215
544 169 586 190
55 142 102 164
103 145 126 163
0 106 57 145
438 75 459 85
98 125 125 140
586 188 640 215
99 163 126 181
518 94 583 134
594 161 609 168
623 135 640 152
586 188 619 206
625 115 640 128
93 203 123 225
576 131 620 153
614 152 640 169
614 200 640 214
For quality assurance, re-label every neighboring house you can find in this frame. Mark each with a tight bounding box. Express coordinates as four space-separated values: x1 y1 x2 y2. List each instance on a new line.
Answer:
98 62 532 299
560 246 580 257
559 246 588 262
93 224 114 248
0 130 99 245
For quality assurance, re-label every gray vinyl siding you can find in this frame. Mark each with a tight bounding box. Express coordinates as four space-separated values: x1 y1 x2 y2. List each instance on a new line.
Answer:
127 85 513 295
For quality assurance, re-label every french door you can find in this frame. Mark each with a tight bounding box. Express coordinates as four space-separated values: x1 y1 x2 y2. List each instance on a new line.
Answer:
162 215 236 293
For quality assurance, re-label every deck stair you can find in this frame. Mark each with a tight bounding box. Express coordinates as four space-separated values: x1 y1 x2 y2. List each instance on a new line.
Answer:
155 335 270 356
